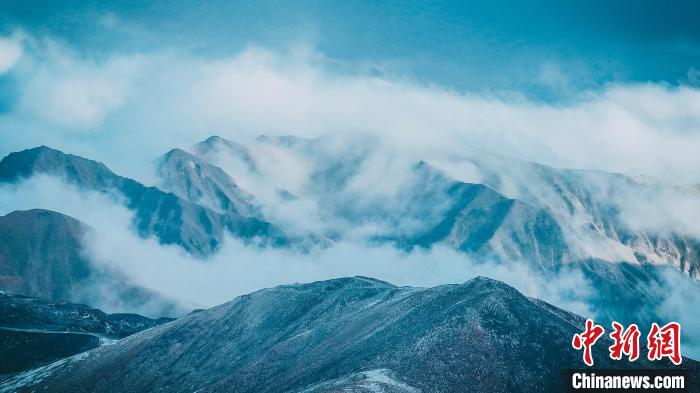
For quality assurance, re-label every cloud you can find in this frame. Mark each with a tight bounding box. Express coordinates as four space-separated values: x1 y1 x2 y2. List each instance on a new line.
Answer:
0 35 22 73
2 171 700 359
655 269 700 358
5 174 700 361
17 50 142 130
0 40 699 185
0 174 593 317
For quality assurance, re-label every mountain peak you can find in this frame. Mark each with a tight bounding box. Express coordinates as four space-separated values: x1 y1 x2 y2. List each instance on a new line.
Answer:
0 146 115 183
464 275 513 289
201 135 234 146
160 148 196 161
2 208 82 224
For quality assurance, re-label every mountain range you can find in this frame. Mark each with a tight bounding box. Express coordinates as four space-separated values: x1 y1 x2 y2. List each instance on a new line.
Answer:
0 146 289 258
160 134 700 278
0 135 698 391
2 276 695 393
2 137 698 281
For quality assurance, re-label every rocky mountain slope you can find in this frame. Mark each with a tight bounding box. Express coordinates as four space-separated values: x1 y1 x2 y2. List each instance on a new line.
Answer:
156 148 259 217
0 292 172 378
3 140 698 280
2 277 693 393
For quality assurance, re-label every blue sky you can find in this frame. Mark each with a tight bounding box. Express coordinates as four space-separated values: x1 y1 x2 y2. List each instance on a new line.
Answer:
2 0 699 97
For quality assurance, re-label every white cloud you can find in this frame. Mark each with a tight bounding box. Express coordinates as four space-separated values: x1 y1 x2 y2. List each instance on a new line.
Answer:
0 35 23 73
0 174 596 319
16 45 143 130
1 42 700 185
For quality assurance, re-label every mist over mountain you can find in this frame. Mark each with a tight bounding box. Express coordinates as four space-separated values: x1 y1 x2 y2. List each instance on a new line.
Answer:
2 137 700 331
0 146 290 257
0 208 183 317
164 134 700 279
2 276 695 393
1 3 699 391
156 148 260 217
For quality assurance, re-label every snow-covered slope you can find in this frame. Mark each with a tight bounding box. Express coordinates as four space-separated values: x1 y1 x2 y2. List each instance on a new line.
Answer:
3 276 693 393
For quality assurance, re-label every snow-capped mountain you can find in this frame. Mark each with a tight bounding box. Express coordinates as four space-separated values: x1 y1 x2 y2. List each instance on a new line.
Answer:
2 276 693 393
163 134 700 279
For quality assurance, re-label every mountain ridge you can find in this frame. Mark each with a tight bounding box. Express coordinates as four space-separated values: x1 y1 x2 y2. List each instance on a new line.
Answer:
3 276 694 393
0 146 290 257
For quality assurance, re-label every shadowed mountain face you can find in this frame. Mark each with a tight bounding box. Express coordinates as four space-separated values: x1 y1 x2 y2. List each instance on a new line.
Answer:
0 209 182 317
0 292 174 338
0 292 173 378
404 164 567 269
0 146 288 257
0 209 90 301
2 277 693 393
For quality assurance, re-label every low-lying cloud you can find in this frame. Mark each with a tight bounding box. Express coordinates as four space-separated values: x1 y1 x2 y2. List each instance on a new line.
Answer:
0 175 591 315
2 173 700 358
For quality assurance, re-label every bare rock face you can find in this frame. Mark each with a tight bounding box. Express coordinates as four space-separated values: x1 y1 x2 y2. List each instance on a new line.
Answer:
3 276 694 393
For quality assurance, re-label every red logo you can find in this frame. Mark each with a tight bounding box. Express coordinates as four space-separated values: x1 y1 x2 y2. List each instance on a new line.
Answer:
572 321 682 366
572 319 605 366
647 322 682 365
609 322 640 362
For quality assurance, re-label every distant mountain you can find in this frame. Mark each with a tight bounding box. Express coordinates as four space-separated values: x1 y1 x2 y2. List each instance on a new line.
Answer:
0 209 182 317
401 162 567 269
0 292 172 378
0 292 173 338
156 148 259 217
463 155 700 278
4 140 699 279
0 146 289 257
179 135 700 279
2 276 693 393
